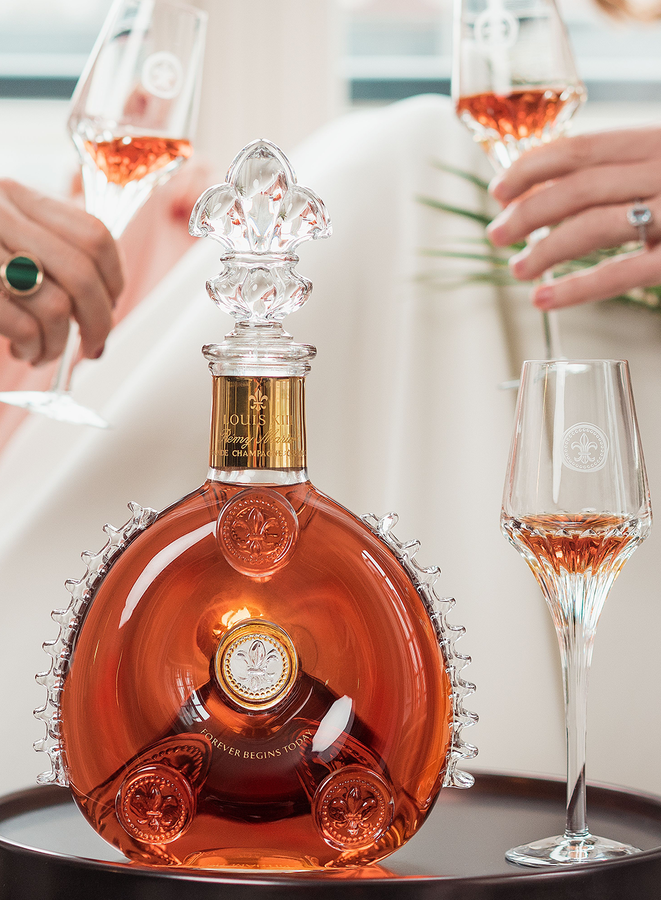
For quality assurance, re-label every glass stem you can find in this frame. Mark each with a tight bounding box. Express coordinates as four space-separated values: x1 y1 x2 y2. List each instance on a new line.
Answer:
51 321 82 394
49 197 128 395
529 227 563 360
542 308 563 360
558 620 594 839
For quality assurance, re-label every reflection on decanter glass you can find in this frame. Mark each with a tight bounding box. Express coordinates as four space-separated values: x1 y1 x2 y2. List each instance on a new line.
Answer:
36 140 477 871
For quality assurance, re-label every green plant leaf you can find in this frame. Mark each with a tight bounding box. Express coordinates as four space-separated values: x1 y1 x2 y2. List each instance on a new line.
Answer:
416 195 492 226
430 160 491 192
419 249 510 266
417 180 661 312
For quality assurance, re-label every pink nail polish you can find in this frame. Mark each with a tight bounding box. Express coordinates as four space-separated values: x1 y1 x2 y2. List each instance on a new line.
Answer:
534 286 554 309
489 173 504 196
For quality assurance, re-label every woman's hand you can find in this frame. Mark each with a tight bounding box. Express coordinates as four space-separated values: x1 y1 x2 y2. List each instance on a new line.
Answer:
0 179 123 364
486 127 661 310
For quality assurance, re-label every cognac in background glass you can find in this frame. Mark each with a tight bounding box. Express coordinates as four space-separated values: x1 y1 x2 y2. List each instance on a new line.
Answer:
69 0 205 238
0 0 206 428
453 0 585 170
502 359 651 866
452 0 585 359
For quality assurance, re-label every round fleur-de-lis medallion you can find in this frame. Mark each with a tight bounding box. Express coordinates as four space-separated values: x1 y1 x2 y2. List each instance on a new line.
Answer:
116 765 194 844
562 422 609 472
474 7 519 51
217 490 299 576
215 619 298 710
141 51 184 99
313 766 394 851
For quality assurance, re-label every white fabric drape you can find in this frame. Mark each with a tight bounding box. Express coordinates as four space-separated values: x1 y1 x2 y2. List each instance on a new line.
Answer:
2 95 660 800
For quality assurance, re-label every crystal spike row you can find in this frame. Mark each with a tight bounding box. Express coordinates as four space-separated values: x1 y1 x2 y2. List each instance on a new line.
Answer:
362 513 478 788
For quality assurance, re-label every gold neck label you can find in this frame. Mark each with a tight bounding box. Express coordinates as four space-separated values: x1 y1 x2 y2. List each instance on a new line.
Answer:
210 376 306 469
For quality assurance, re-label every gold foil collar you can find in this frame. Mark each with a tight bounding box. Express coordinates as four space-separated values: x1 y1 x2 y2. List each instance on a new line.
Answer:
210 376 306 469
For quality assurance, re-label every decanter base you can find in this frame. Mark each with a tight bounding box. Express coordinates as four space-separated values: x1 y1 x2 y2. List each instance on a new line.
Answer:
506 832 641 868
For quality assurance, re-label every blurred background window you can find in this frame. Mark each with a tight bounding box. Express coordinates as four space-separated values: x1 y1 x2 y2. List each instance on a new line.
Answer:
0 0 111 98
2 0 661 103
2 0 661 193
340 0 661 104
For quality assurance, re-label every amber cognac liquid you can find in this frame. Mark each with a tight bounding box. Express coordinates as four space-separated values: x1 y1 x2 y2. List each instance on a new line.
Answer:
501 512 644 631
58 375 453 869
83 136 193 186
456 86 584 165
501 513 641 577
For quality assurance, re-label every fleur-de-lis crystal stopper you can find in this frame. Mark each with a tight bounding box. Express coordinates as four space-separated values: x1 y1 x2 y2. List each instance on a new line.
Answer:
189 139 331 326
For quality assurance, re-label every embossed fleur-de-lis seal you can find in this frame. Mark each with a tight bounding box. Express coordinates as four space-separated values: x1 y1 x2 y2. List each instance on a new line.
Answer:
131 780 182 833
232 506 281 557
215 619 298 710
328 785 379 836
116 765 194 844
313 766 394 850
235 638 281 693
217 489 299 576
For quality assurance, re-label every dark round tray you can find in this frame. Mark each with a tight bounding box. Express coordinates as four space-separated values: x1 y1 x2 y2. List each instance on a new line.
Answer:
2 772 661 899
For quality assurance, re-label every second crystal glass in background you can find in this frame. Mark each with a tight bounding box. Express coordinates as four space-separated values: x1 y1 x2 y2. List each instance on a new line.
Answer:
452 0 586 360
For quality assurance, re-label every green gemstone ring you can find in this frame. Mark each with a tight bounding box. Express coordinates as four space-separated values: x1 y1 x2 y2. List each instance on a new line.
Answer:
0 252 44 297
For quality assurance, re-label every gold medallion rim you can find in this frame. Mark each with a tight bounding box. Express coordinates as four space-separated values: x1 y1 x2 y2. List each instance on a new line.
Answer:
214 618 299 711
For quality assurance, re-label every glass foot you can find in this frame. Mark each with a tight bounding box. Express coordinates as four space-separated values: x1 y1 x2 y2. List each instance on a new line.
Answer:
506 833 641 868
0 390 108 429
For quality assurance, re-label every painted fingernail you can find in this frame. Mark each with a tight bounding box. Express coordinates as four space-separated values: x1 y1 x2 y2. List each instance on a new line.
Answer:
508 249 529 277
92 344 105 360
487 209 512 244
533 285 554 309
488 173 506 200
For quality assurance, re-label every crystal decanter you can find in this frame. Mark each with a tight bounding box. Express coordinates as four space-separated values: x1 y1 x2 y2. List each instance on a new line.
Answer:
35 139 476 870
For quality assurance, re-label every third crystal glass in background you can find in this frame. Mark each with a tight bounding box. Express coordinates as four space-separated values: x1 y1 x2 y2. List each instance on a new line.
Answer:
0 0 207 427
452 0 585 359
502 359 651 866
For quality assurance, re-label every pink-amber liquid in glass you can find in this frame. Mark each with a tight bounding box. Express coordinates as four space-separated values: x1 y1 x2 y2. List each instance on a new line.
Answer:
61 479 452 869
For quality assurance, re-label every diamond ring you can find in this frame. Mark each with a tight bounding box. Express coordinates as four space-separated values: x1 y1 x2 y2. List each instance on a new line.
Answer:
0 251 44 297
627 203 653 245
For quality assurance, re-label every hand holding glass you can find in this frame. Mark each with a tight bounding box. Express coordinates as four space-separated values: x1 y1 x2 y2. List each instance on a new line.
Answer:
502 360 651 866
0 0 206 427
452 0 585 359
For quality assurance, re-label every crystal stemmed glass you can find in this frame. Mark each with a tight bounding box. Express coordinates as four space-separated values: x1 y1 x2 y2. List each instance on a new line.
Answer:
0 0 206 428
502 359 651 866
452 0 586 360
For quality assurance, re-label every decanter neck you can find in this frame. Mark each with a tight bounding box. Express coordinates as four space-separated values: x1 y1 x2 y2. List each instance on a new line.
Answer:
209 375 307 475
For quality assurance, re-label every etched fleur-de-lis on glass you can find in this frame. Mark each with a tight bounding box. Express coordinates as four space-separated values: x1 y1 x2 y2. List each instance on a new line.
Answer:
189 139 331 325
131 783 181 834
233 508 281 557
235 639 280 691
571 432 597 466
328 786 378 837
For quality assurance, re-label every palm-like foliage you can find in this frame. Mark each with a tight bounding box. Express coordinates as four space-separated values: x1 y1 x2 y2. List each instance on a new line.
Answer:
418 163 661 312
